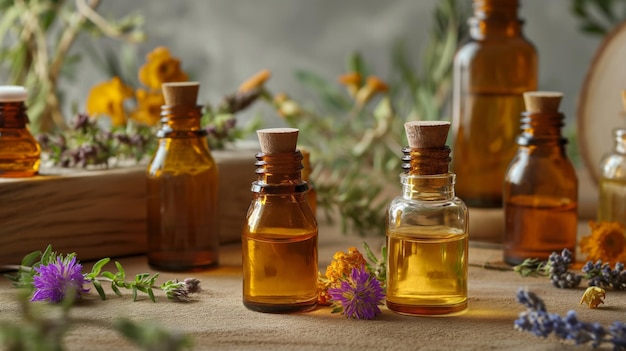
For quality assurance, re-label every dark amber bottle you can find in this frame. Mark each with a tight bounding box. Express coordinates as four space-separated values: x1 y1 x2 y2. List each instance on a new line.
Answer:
386 121 468 316
451 0 538 208
0 86 41 177
242 128 318 313
503 92 577 265
147 82 219 271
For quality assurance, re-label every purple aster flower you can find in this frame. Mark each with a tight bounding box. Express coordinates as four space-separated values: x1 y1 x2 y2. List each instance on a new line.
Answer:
31 256 89 303
328 265 385 320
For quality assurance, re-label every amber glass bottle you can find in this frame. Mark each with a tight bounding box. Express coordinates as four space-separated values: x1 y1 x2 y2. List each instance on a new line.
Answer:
598 128 626 227
0 86 40 177
451 0 538 208
503 92 577 265
386 121 468 316
300 148 317 216
242 128 318 313
147 82 219 271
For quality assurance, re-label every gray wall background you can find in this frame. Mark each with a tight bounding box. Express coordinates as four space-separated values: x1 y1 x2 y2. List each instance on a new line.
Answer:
63 1 602 130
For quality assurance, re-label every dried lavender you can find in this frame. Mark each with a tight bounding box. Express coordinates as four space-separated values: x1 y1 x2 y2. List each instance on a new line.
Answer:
548 249 582 289
582 261 626 290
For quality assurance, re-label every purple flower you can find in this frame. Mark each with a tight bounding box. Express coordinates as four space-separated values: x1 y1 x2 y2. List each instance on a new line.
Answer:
31 256 89 303
328 265 385 320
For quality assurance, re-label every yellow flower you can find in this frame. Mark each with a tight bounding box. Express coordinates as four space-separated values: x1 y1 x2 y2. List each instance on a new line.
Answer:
580 221 626 264
138 47 188 90
238 69 271 93
338 72 362 98
130 89 164 126
86 77 133 126
324 247 367 285
355 75 389 106
273 92 301 118
317 272 332 306
580 286 606 309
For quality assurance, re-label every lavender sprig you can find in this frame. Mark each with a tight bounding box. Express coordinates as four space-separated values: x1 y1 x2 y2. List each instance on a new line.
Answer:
582 261 626 290
514 249 582 289
515 289 615 349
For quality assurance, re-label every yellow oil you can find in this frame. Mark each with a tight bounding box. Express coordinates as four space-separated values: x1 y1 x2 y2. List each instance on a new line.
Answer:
453 92 525 208
386 227 468 315
243 227 318 313
598 178 626 227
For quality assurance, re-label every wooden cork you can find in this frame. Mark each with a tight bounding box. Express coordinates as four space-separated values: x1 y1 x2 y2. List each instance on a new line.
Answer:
404 121 450 148
523 91 563 113
256 128 299 153
162 82 199 106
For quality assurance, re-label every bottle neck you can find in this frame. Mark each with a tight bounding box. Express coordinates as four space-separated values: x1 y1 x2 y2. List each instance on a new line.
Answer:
0 102 28 128
469 0 523 39
158 105 206 138
614 129 626 154
252 151 308 194
402 146 451 175
401 174 456 201
517 111 567 146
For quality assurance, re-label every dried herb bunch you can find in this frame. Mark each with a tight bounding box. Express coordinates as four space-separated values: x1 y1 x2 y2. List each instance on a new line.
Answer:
255 0 467 236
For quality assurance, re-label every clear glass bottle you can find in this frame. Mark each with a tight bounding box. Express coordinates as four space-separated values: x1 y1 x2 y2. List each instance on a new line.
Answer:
242 128 318 313
0 86 41 177
147 82 219 271
451 0 538 208
300 148 317 217
386 121 468 316
598 128 626 227
503 92 577 265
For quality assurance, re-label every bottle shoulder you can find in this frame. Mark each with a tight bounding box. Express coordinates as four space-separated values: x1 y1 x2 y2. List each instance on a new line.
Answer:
601 154 626 179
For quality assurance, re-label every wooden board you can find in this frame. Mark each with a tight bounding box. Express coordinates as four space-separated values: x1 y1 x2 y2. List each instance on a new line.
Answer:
0 148 257 264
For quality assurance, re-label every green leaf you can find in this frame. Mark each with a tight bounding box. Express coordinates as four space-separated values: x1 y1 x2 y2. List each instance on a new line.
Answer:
101 271 116 280
20 249 43 267
294 70 351 111
111 283 122 297
148 288 155 303
132 287 138 301
90 258 111 276
93 280 106 300
115 261 125 277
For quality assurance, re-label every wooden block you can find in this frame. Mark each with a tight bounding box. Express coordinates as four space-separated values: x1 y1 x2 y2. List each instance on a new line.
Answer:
0 148 257 264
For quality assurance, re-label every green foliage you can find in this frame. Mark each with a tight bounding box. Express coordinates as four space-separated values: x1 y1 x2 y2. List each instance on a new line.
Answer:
571 0 626 36
513 258 551 278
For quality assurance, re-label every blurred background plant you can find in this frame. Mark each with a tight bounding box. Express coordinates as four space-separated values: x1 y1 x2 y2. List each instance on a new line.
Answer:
251 0 468 236
570 0 626 36
0 0 145 134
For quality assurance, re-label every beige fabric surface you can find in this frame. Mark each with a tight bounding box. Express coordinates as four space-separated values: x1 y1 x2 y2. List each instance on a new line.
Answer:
0 221 619 351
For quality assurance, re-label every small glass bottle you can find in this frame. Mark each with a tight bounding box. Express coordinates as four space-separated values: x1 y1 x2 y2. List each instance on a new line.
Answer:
386 121 468 316
147 82 219 271
451 0 538 208
503 92 578 265
598 128 626 227
0 86 41 177
300 148 317 216
242 128 318 313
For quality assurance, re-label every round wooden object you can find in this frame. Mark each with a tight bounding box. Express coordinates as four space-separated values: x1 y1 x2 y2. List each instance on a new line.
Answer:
523 91 563 113
404 121 450 148
577 21 626 185
162 82 199 106
0 86 27 102
256 128 299 153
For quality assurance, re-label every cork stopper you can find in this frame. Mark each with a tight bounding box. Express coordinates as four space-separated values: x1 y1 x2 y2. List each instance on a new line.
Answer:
162 82 199 106
523 91 563 114
404 121 450 149
256 128 299 153
0 86 27 102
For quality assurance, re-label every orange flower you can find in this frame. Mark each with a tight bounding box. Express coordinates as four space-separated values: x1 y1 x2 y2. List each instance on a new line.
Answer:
138 47 188 90
338 72 362 98
238 69 271 93
86 77 133 126
355 75 389 105
324 247 367 284
580 221 626 264
129 89 165 126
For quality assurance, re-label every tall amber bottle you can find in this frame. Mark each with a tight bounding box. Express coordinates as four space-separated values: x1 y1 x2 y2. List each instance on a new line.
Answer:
386 121 468 316
0 86 40 177
300 148 317 216
503 92 577 265
242 128 318 313
452 0 538 208
147 82 219 271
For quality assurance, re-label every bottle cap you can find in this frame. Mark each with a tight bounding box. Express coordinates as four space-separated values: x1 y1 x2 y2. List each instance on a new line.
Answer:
256 128 299 153
0 86 27 102
523 91 563 113
404 121 450 148
162 82 199 106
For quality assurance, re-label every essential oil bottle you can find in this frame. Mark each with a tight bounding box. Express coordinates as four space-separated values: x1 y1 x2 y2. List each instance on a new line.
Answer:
386 121 469 316
242 128 318 313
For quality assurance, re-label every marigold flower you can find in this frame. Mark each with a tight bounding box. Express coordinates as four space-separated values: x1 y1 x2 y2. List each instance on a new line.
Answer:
31 256 89 303
580 286 606 309
86 77 133 126
317 272 332 306
238 69 271 93
355 75 389 105
338 72 362 97
325 247 367 285
328 265 385 319
580 221 626 264
138 46 188 90
130 89 165 126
